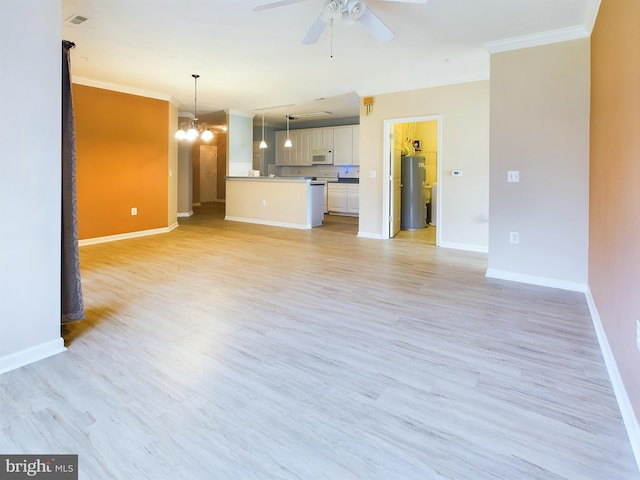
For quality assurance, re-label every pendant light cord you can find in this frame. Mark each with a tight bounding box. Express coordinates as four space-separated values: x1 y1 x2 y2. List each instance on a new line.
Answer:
192 74 199 123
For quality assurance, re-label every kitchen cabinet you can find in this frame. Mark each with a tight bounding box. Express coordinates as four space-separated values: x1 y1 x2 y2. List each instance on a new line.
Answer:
352 126 359 166
275 125 358 166
311 128 334 151
333 125 359 166
298 129 312 166
275 130 289 165
327 183 359 215
275 130 302 165
346 184 359 214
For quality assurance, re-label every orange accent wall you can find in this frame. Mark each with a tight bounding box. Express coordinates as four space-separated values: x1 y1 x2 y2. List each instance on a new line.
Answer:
590 0 640 419
73 84 169 240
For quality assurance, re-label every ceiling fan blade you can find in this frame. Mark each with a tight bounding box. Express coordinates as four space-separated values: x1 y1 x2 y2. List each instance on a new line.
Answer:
358 7 395 43
302 13 328 44
253 0 310 12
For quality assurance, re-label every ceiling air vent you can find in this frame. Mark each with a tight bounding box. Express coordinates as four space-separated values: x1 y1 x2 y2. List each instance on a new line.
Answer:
66 14 88 25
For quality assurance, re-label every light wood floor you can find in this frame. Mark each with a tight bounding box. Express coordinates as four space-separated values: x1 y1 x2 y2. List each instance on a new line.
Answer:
1 202 637 479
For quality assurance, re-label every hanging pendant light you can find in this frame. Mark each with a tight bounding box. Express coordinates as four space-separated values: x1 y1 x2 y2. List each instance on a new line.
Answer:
284 113 292 148
175 74 214 142
259 112 267 149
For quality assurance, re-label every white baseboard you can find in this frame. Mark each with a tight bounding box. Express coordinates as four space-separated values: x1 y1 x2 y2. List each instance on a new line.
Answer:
224 216 310 230
485 268 588 292
0 338 66 375
585 288 640 474
79 224 178 246
357 232 385 239
439 241 489 253
177 211 194 218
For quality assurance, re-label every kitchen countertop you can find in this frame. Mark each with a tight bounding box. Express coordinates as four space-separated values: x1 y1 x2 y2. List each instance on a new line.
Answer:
226 176 313 182
227 176 359 184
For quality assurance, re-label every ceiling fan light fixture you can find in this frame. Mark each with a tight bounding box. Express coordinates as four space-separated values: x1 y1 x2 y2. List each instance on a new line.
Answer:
326 0 339 15
347 0 366 20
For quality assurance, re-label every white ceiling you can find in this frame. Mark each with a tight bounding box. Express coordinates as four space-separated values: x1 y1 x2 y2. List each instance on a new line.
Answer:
61 0 598 127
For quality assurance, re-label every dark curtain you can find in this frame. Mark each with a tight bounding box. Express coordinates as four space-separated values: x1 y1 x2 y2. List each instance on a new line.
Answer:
61 40 85 323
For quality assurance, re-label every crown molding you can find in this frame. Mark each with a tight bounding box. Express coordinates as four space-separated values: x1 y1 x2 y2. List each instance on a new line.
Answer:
225 109 255 119
72 76 174 102
484 25 590 54
584 0 602 34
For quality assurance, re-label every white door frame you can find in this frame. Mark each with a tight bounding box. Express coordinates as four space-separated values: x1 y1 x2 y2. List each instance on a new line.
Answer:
382 115 443 243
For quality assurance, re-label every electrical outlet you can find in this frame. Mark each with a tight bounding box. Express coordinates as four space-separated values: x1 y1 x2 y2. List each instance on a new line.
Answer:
637 321 640 352
509 231 519 244
507 170 520 182
131 207 137 216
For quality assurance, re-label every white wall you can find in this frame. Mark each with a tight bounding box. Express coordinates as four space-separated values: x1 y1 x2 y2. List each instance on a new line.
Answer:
0 0 66 372
487 39 590 289
177 140 193 215
358 81 490 251
226 109 254 177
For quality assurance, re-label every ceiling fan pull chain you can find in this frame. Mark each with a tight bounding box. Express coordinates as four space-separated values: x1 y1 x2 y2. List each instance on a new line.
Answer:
330 18 334 58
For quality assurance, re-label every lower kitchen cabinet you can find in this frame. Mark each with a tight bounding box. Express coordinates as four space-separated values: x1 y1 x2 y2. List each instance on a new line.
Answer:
346 185 359 214
327 183 359 215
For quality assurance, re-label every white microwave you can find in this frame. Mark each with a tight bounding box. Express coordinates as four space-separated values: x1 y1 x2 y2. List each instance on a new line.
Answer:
311 149 333 165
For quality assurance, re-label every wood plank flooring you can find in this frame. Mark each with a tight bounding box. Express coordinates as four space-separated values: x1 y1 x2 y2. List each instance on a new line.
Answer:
1 202 637 479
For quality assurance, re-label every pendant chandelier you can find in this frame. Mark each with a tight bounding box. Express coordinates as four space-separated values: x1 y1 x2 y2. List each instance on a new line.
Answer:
284 113 292 148
175 74 214 142
259 112 267 149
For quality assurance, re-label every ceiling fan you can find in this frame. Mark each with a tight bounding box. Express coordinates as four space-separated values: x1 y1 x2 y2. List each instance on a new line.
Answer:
253 0 427 45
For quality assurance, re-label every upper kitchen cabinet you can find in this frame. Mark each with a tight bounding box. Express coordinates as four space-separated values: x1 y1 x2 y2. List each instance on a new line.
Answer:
276 129 311 166
333 125 359 165
275 125 359 166
275 130 289 165
311 128 334 151
298 129 312 166
276 130 300 165
352 126 359 165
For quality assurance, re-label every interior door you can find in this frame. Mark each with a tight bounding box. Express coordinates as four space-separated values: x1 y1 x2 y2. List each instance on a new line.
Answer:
389 131 402 237
199 145 217 202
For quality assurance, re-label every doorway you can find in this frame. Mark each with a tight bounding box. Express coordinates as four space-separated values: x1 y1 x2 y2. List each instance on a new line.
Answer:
383 116 442 245
199 145 218 203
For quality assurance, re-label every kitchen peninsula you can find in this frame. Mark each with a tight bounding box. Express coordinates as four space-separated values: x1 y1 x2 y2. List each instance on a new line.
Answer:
225 176 324 229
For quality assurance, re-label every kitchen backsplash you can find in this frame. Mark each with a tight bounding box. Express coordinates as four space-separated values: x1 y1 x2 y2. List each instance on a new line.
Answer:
268 165 360 178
